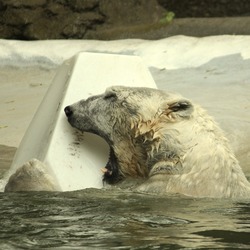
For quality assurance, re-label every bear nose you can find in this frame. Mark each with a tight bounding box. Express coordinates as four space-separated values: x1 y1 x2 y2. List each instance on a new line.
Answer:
64 106 73 117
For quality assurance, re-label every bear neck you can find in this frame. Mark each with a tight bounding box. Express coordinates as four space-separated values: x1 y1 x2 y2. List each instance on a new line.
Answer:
112 138 149 179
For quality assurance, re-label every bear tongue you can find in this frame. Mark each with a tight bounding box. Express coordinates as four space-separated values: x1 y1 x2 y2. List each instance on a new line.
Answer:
101 167 112 176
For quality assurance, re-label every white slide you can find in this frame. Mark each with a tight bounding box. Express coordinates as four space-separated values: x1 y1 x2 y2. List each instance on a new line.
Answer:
3 52 157 191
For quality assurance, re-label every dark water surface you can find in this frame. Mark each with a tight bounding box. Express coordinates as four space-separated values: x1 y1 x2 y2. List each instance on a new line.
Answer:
0 189 250 249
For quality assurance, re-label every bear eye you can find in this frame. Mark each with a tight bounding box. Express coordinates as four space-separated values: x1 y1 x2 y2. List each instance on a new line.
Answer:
104 92 117 101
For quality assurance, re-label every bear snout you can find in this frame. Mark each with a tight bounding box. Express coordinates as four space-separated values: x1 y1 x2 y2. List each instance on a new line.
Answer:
64 106 73 117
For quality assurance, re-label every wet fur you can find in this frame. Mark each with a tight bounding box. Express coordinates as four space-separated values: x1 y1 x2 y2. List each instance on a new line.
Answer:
4 159 58 192
65 86 250 198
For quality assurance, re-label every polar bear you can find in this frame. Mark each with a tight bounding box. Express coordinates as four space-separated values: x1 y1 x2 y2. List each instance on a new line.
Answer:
64 86 250 198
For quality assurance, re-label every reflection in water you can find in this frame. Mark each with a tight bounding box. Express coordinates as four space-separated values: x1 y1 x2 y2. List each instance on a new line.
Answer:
0 189 249 249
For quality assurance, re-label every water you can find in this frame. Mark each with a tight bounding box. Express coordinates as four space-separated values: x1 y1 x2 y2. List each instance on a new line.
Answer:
0 189 250 249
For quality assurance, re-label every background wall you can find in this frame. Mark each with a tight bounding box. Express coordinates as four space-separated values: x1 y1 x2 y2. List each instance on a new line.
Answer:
0 0 250 40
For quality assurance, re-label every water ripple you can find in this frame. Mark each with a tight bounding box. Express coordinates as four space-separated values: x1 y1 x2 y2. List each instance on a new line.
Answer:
0 189 249 249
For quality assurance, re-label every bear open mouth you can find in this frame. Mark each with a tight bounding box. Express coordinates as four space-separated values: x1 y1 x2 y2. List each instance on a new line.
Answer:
64 106 124 185
102 146 124 184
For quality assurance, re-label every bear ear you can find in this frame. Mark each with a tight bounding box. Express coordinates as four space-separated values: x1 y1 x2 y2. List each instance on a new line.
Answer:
161 99 193 119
